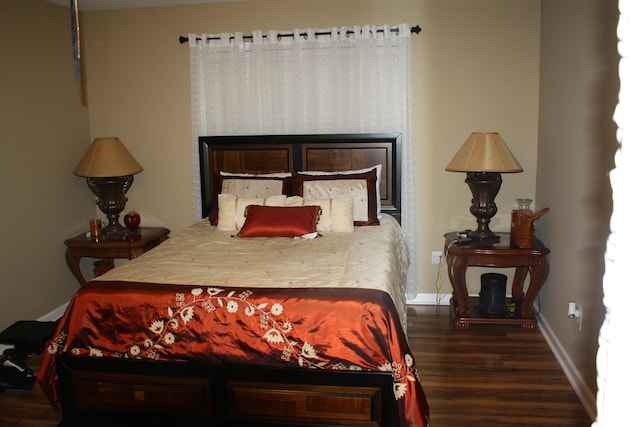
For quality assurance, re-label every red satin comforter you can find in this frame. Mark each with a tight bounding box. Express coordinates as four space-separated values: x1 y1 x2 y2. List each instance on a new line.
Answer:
38 281 429 426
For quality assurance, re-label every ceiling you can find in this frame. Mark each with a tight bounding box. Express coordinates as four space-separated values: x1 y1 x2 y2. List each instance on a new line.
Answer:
46 0 242 12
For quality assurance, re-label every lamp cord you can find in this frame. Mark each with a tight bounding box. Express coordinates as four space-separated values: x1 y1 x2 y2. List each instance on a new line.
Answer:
434 255 444 305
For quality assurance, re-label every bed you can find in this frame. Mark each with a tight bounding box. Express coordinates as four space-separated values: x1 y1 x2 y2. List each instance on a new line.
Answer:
38 133 429 427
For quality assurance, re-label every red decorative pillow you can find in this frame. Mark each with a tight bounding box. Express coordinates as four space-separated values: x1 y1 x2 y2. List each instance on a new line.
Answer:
237 205 322 238
291 169 379 226
208 173 292 225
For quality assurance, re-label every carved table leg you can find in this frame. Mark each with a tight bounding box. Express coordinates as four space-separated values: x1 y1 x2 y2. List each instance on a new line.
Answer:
93 259 115 277
521 257 549 318
512 266 528 301
65 248 86 287
448 299 471 330
447 254 469 317
453 317 471 330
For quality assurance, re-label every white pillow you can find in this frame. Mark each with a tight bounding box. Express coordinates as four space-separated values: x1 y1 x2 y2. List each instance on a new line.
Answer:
297 165 382 219
285 196 354 233
217 193 287 230
220 179 284 200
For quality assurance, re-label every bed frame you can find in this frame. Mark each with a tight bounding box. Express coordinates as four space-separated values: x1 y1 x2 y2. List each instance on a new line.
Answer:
199 133 402 222
56 355 397 427
55 133 405 427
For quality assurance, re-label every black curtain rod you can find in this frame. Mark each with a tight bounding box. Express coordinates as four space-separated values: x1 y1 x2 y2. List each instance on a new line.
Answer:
179 25 421 44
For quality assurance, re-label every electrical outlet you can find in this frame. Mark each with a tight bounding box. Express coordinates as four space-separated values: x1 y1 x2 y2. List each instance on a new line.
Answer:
431 251 443 265
567 301 583 331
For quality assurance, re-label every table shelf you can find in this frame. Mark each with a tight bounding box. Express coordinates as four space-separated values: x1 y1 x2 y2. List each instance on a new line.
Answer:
449 296 537 330
444 232 549 331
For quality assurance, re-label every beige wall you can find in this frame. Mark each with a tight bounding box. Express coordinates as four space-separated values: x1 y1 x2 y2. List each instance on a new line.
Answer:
2 0 614 419
0 0 92 330
80 0 542 297
537 0 618 416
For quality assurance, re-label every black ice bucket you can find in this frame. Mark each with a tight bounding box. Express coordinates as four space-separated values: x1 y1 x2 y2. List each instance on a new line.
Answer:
479 273 508 316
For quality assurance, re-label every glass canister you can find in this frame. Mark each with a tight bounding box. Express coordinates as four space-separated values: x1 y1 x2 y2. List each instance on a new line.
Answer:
516 198 533 213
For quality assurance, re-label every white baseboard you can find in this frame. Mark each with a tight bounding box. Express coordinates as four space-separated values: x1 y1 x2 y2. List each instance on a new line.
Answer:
537 312 597 421
38 302 69 323
407 292 451 305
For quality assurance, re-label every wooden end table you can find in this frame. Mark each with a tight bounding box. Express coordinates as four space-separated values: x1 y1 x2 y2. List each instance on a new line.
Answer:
65 227 170 286
444 232 550 330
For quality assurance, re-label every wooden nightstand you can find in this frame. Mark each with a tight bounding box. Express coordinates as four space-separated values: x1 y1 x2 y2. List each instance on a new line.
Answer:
64 227 170 286
444 232 550 330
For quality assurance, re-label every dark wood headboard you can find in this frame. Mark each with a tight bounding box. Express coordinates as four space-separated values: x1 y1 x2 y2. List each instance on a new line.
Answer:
198 133 402 222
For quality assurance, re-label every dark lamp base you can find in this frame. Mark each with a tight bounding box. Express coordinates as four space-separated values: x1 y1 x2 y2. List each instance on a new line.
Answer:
465 171 503 243
86 175 134 234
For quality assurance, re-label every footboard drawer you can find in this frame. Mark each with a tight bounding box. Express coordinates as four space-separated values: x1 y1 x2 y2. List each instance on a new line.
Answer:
72 371 212 415
227 381 384 426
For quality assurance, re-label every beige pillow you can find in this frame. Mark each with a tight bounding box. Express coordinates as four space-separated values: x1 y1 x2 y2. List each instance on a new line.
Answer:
221 178 285 199
285 196 353 233
297 165 382 219
217 193 287 230
301 180 368 223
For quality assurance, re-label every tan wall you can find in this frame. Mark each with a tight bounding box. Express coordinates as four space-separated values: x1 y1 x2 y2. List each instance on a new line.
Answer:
537 0 618 413
2 0 612 417
0 0 92 330
81 0 542 298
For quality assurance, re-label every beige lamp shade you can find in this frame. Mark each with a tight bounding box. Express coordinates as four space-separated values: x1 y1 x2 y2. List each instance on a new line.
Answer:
446 132 523 173
73 137 143 177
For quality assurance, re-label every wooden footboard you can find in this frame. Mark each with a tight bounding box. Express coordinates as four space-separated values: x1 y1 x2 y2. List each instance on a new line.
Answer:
56 354 397 427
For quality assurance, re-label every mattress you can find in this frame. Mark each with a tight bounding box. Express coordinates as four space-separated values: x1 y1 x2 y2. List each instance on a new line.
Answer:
95 213 409 324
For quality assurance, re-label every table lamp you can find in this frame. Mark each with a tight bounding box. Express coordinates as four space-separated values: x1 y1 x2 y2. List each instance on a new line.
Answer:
73 137 143 233
446 132 523 242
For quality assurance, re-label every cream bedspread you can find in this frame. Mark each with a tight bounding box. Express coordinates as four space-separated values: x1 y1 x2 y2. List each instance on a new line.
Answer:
95 214 409 322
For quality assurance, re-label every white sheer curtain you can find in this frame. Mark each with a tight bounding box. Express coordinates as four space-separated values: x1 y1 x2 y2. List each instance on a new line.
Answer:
189 24 418 299
592 1 638 425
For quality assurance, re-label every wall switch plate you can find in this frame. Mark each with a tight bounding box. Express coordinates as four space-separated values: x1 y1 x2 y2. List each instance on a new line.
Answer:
432 251 443 265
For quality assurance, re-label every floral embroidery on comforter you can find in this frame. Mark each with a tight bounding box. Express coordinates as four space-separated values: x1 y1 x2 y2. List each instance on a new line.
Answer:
38 281 429 426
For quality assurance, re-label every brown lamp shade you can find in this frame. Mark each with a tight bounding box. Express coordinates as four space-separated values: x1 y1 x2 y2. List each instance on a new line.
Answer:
74 137 143 178
446 132 523 173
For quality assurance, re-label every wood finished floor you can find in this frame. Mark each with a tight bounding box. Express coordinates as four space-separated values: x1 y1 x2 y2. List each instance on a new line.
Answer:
407 305 592 427
0 304 591 426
